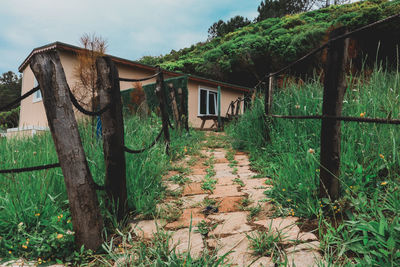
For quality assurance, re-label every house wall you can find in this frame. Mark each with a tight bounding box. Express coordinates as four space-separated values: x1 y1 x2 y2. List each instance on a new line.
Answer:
18 49 245 132
187 80 244 128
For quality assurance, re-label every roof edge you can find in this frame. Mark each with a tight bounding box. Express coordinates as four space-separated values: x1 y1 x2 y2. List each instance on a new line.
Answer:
18 41 250 92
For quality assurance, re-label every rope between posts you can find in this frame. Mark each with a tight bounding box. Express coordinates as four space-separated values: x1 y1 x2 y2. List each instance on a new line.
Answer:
0 162 105 190
254 12 400 88
265 114 400 125
0 162 60 174
119 72 160 82
124 128 164 154
0 86 39 112
68 88 111 116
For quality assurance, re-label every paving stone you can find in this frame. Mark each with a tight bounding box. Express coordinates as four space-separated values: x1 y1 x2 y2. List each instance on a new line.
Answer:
169 228 204 258
285 241 320 253
216 177 235 185
181 194 208 209
214 170 237 178
242 188 268 203
131 219 167 239
165 170 180 179
164 181 180 192
242 178 269 190
285 249 322 267
191 168 206 175
249 257 275 267
217 196 244 213
209 185 245 199
214 232 256 266
213 163 232 171
183 183 206 196
215 158 230 163
254 217 301 243
298 232 319 242
238 172 258 179
165 208 207 229
208 212 252 235
187 174 204 182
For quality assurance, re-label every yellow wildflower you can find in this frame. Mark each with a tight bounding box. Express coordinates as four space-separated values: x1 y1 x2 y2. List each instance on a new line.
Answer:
282 188 286 192
35 213 40 217
350 186 353 189
333 206 337 209
381 181 387 186
287 199 292 202
57 233 63 239
379 154 384 159
8 251 11 254
22 244 27 249
360 112 366 117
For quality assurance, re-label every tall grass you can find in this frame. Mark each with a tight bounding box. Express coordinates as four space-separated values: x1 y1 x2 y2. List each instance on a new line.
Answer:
0 113 203 262
226 67 400 265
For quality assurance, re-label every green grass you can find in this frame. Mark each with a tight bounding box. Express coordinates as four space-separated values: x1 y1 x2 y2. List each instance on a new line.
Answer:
0 113 204 263
226 66 400 265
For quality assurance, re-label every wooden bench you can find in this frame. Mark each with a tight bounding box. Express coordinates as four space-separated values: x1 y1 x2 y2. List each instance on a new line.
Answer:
198 115 219 130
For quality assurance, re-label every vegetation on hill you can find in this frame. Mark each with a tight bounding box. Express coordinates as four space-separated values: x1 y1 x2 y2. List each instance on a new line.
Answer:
226 66 400 265
140 0 400 87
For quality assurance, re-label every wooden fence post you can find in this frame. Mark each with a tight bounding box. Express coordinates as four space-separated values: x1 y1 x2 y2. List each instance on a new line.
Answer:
96 56 127 220
169 83 181 131
30 51 103 250
155 66 170 154
319 27 349 201
268 75 274 114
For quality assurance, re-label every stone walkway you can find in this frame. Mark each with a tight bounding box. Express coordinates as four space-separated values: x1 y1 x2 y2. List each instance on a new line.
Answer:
131 132 322 266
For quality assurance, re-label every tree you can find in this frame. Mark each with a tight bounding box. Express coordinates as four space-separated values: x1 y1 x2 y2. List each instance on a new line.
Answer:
256 0 319 21
0 71 22 110
208 16 251 39
73 33 107 118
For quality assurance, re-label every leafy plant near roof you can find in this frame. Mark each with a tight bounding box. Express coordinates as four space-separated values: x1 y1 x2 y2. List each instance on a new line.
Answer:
139 0 400 87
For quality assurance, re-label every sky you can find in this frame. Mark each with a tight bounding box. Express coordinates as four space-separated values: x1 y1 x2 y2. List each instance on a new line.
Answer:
0 0 261 74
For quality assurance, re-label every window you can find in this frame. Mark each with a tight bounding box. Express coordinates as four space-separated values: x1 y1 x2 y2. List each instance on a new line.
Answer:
198 88 218 116
32 77 42 102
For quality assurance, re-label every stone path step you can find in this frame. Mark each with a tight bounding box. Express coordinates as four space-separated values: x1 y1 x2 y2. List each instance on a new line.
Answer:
131 132 322 266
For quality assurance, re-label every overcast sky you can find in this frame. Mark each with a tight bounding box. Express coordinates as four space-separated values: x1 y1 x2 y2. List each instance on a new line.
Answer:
0 0 261 74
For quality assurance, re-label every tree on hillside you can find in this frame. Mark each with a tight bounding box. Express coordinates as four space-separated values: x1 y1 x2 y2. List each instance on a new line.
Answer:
256 0 319 21
0 71 22 110
73 33 107 112
208 15 251 39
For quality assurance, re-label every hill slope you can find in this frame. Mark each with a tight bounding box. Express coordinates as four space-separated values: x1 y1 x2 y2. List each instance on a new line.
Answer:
140 0 400 87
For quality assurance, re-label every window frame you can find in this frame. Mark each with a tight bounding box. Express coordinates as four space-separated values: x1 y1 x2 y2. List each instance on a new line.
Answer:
198 86 219 116
32 77 42 103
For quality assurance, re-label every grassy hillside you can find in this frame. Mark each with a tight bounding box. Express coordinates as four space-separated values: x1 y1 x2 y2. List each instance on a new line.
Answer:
140 0 400 87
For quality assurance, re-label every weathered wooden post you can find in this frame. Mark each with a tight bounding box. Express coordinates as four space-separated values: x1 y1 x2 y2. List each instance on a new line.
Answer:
268 75 274 114
319 27 349 201
30 51 103 250
235 98 241 116
169 83 181 131
96 56 127 220
155 66 170 154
